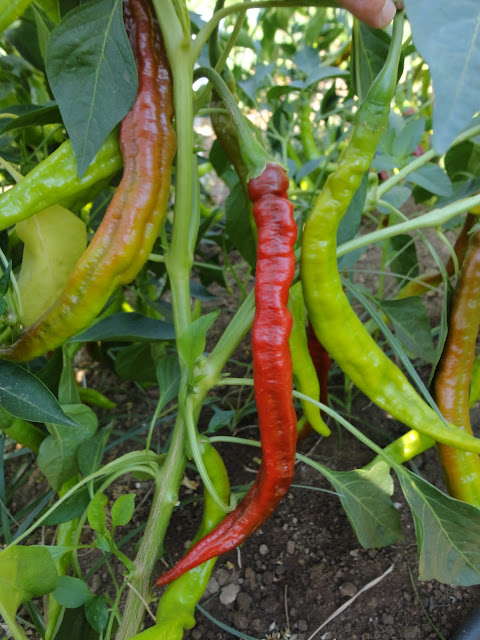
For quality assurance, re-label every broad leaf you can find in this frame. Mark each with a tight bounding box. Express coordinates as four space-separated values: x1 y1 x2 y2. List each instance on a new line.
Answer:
386 233 419 285
46 0 137 176
77 424 113 477
378 297 435 363
52 576 91 608
398 469 480 585
111 493 135 530
405 0 480 153
85 596 109 633
323 461 401 548
407 164 452 197
87 493 108 534
0 361 79 428
38 404 98 490
155 354 181 414
70 312 175 343
0 545 58 631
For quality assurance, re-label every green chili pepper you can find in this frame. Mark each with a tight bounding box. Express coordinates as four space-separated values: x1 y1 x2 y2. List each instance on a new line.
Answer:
0 406 46 453
130 442 230 639
77 387 116 409
288 281 330 437
0 131 122 232
301 11 480 454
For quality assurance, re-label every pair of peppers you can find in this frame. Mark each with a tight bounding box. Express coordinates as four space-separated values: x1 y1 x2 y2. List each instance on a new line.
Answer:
0 0 176 361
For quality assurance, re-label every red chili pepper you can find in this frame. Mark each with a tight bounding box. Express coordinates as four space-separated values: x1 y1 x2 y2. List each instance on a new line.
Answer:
156 163 297 587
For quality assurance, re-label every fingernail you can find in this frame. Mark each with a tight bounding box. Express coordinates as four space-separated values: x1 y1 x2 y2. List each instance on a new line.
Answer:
380 0 397 27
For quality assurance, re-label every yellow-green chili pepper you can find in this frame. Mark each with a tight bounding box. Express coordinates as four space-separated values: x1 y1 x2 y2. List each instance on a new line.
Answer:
301 11 480 454
288 281 330 437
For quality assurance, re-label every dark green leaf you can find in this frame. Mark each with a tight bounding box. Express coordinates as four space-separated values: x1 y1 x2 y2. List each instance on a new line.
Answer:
377 186 411 215
155 354 180 414
85 596 109 633
407 164 452 197
114 343 157 383
225 182 256 268
208 406 235 433
351 21 390 102
58 347 81 405
52 576 91 608
398 468 480 585
324 462 402 548
55 606 99 640
43 487 90 525
444 141 480 182
378 297 435 363
45 0 137 176
70 312 175 342
337 171 368 245
386 233 419 285
77 424 113 477
0 361 79 428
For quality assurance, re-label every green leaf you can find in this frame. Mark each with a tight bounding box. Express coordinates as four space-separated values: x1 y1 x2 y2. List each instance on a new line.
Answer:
225 182 256 268
378 297 435 363
445 141 480 182
351 21 391 102
114 343 157 383
397 468 480 585
70 312 175 342
38 404 98 491
155 354 181 414
177 312 219 371
43 486 90 525
55 607 99 640
337 171 368 245
0 546 58 628
45 0 137 176
58 346 81 405
52 576 91 608
386 233 419 285
0 104 61 134
85 596 109 633
87 493 108 534
324 462 402 548
0 361 79 428
77 424 113 477
111 493 135 530
407 164 453 197
404 0 480 153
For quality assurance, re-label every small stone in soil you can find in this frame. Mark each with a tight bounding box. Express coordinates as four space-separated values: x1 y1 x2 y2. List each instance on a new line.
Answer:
219 583 240 605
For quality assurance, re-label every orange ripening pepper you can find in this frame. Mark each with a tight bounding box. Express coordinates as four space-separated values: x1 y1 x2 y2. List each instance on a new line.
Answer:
0 0 175 362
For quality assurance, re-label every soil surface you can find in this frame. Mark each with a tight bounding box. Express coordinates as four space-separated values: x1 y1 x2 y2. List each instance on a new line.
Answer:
7 227 480 640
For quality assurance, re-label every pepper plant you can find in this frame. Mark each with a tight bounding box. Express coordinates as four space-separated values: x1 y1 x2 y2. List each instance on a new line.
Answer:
1 1 480 639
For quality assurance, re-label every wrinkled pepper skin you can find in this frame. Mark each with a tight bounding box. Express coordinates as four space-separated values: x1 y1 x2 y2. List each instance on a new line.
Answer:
0 131 122 232
302 12 480 455
435 229 480 507
0 0 176 362
156 164 298 587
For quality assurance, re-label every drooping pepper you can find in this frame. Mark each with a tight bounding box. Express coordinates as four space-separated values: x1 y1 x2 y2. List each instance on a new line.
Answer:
0 131 122 232
434 228 480 507
157 68 298 586
301 11 480 455
0 0 176 362
16 205 87 326
288 281 330 437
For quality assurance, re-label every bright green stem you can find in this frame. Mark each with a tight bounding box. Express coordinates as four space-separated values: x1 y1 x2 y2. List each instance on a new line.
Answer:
114 420 186 640
194 66 271 179
337 193 480 258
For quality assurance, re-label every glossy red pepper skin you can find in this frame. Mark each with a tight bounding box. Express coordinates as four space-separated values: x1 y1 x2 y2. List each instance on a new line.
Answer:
156 164 297 587
0 0 175 362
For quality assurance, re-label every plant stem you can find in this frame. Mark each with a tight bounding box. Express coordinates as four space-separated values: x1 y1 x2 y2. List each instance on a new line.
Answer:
114 419 186 640
337 193 480 258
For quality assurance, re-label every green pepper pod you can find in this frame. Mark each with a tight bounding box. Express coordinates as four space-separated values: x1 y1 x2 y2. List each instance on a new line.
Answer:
288 281 330 437
0 406 46 453
0 131 122 232
130 442 230 639
302 12 480 454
